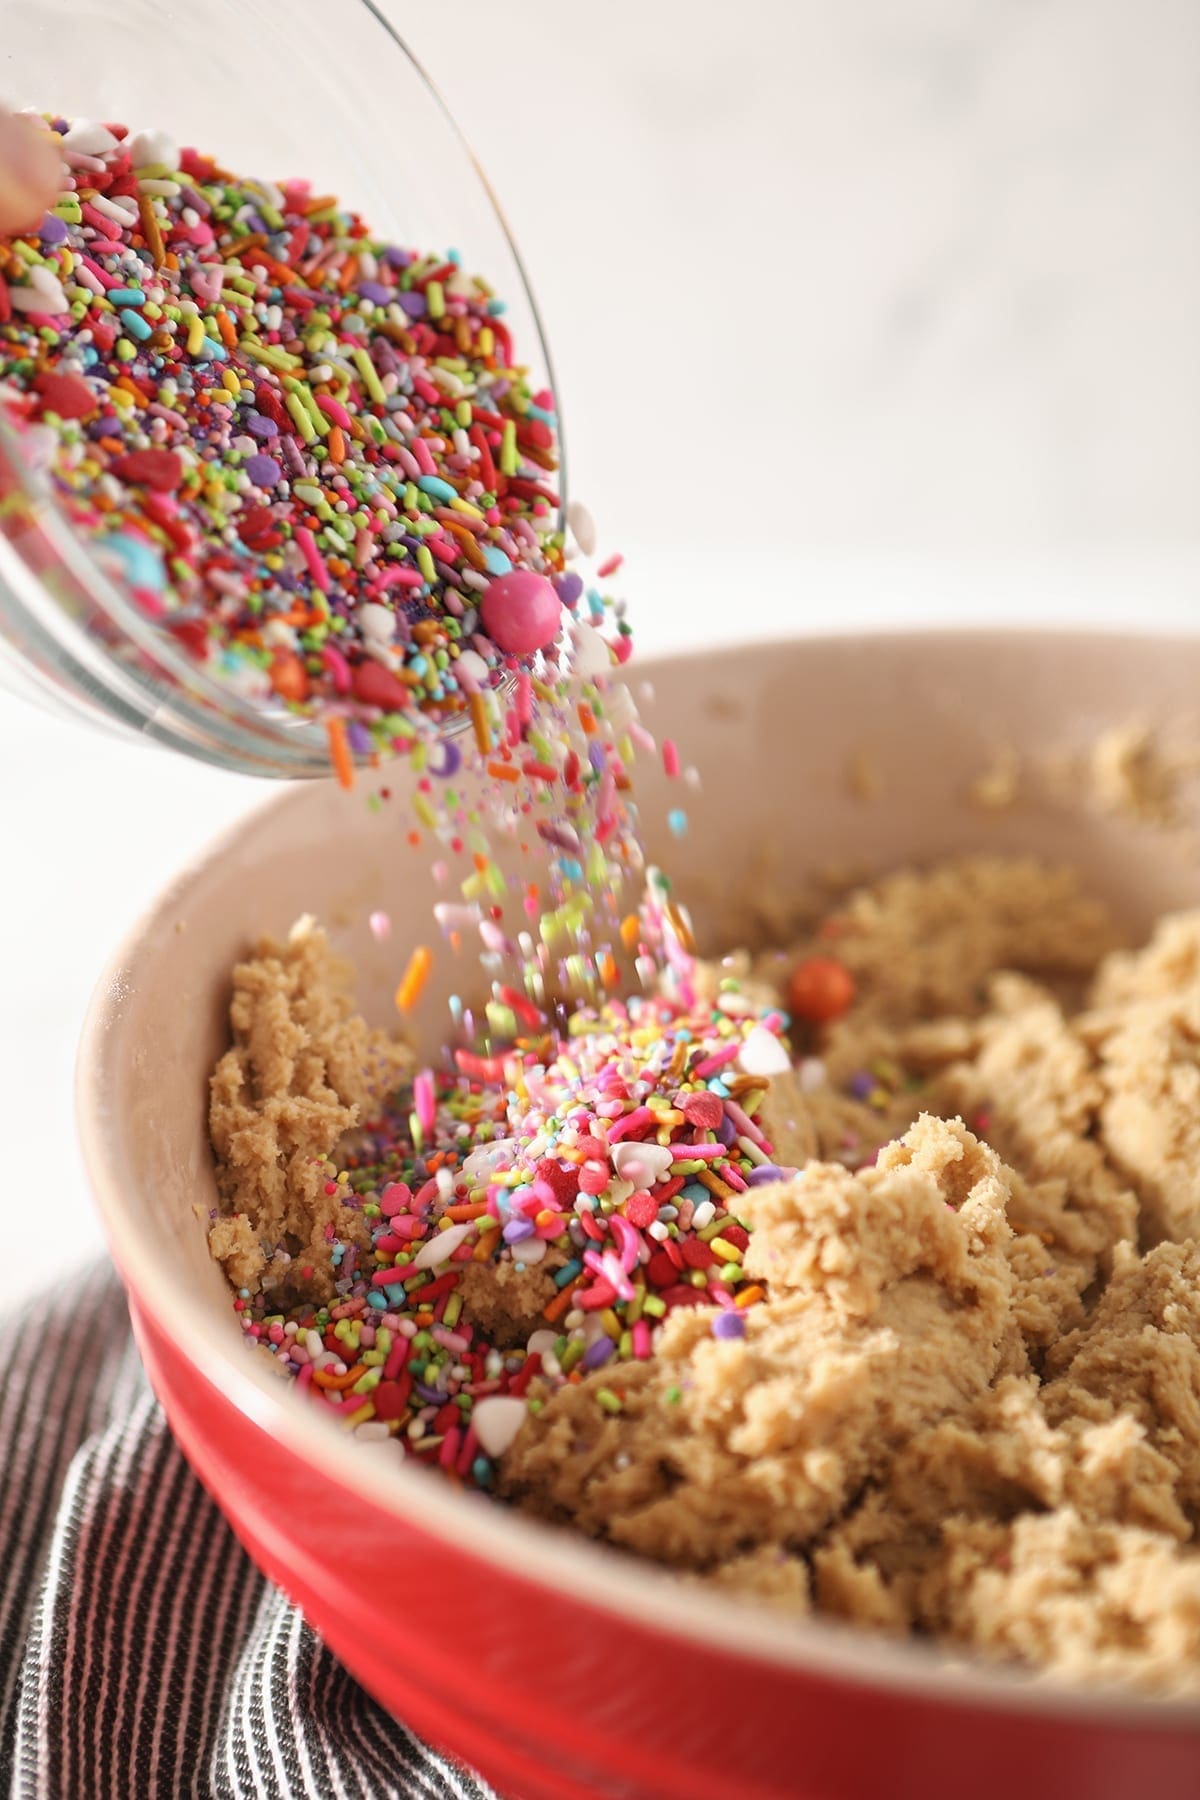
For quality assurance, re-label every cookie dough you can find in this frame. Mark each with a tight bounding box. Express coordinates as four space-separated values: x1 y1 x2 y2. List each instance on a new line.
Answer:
208 858 1200 1694
208 916 411 1298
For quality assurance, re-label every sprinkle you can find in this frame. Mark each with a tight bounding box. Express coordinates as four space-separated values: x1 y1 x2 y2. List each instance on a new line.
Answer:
395 946 433 1013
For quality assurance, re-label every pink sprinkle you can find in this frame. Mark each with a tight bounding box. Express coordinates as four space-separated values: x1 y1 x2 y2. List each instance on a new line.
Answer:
411 435 437 476
609 1214 642 1272
368 910 391 941
380 1182 411 1216
692 1044 740 1079
317 393 353 430
190 267 225 306
414 1069 436 1135
662 739 680 778
294 525 329 594
323 643 352 694
724 1099 768 1147
411 377 441 408
80 254 119 288
631 1321 652 1360
384 1337 410 1380
607 1106 654 1143
600 1250 635 1302
370 564 425 592
578 1164 609 1196
596 552 623 579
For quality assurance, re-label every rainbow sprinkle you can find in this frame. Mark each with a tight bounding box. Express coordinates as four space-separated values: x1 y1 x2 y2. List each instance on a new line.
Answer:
232 956 796 1483
0 116 577 746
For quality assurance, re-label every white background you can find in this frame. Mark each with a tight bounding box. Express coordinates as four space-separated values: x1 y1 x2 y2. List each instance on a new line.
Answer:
2 0 1198 1306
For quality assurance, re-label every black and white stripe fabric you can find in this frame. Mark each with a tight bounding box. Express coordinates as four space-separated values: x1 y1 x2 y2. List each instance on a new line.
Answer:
0 1262 498 1800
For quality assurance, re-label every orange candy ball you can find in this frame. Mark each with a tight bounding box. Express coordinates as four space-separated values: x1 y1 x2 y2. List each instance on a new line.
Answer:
268 651 310 703
787 955 855 1024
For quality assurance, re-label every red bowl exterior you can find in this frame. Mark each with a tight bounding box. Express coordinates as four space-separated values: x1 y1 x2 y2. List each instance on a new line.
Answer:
128 1286 1200 1800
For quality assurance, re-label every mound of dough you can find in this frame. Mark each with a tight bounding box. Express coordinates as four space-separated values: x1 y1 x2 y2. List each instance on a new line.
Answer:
208 857 1200 1694
208 918 410 1299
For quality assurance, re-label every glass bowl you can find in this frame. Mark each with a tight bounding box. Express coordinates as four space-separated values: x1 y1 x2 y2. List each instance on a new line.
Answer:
0 0 561 776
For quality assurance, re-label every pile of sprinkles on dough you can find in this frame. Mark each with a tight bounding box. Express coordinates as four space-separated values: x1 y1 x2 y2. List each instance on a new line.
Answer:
0 115 598 751
234 930 797 1482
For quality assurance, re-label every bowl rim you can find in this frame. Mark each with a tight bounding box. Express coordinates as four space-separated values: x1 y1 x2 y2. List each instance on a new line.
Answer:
76 625 1200 1729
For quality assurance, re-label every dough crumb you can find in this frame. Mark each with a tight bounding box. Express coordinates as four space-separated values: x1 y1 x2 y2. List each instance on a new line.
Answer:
968 747 1020 813
1087 724 1198 828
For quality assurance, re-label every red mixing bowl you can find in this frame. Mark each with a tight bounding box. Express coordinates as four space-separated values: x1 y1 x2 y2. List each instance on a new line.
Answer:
77 632 1200 1799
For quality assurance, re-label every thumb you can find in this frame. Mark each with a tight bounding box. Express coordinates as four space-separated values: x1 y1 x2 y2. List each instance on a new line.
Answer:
0 111 60 236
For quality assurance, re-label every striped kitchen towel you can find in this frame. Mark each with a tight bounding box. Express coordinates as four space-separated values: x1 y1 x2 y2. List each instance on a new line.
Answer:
0 1261 498 1800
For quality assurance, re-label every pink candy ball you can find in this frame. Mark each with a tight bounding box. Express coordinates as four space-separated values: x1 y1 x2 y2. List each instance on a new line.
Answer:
480 569 562 657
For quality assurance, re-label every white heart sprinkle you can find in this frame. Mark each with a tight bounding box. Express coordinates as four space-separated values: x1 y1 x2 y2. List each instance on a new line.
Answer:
359 602 396 642
411 1222 473 1270
455 649 489 685
354 1420 391 1442
472 1395 528 1458
611 1141 674 1184
570 621 613 680
738 1025 791 1078
11 274 68 315
127 127 180 170
567 500 597 556
62 119 119 157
